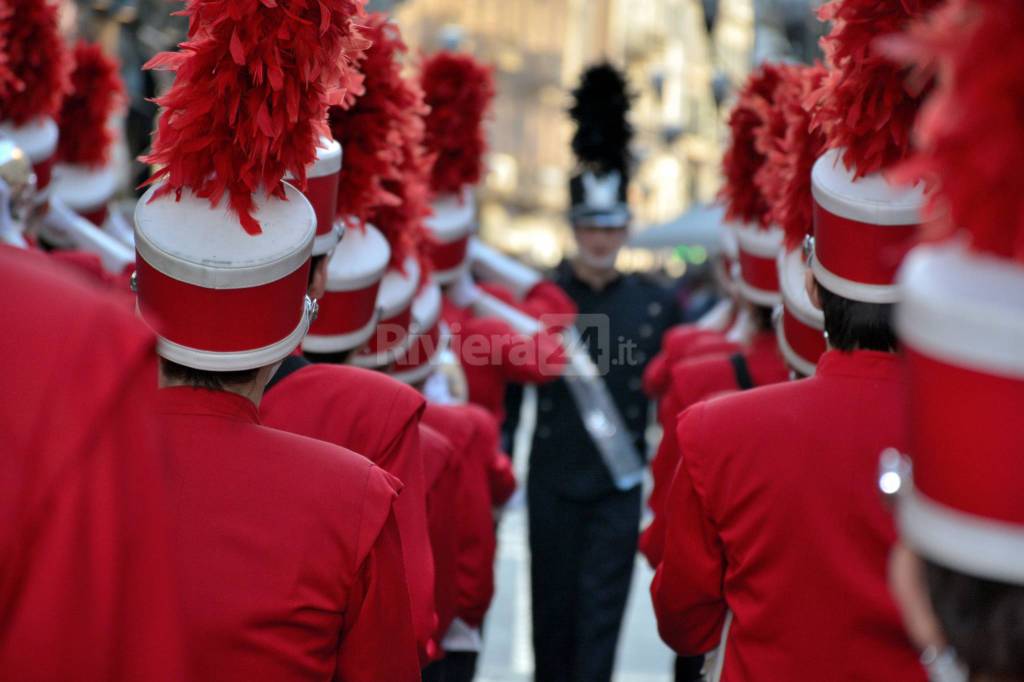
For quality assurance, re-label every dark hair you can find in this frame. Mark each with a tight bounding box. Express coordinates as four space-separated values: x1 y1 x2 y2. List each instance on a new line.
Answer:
925 560 1024 680
161 359 260 391
308 254 326 288
753 304 774 333
816 282 897 352
303 349 353 365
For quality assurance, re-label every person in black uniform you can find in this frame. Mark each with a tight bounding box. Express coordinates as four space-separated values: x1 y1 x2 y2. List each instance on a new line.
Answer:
523 63 681 682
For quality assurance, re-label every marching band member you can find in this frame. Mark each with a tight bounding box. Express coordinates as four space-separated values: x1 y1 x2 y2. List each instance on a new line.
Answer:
260 15 438 665
419 51 568 426
0 201 182 680
882 2 1024 679
639 63 799 574
131 1 419 678
522 63 681 682
651 0 940 678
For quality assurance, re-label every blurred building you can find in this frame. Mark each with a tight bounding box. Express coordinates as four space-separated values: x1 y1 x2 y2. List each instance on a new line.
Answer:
395 0 768 272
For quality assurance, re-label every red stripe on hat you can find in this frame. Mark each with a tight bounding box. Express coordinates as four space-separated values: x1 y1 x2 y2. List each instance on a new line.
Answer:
136 254 310 353
738 248 780 295
308 282 381 337
813 201 916 287
363 306 413 355
782 307 825 368
427 234 469 273
34 158 54 191
905 347 1024 526
302 171 340 239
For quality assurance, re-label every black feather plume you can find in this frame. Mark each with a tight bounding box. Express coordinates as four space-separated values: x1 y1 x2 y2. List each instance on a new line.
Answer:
569 63 634 181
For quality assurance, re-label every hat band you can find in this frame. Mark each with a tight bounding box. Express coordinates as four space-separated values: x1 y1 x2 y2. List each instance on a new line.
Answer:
302 307 380 354
34 158 54 192
813 200 916 291
900 486 1024 586
904 346 1024 524
780 306 826 373
428 233 470 274
136 253 310 354
82 205 109 227
307 280 381 339
391 322 442 375
363 305 413 356
303 171 340 241
739 248 780 295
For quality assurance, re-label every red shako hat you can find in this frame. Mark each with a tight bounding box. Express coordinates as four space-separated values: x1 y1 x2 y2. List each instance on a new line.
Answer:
134 0 367 371
305 15 411 354
757 64 828 375
721 64 786 307
886 0 1024 585
50 42 125 227
387 281 445 385
0 0 69 191
419 52 494 283
806 0 940 305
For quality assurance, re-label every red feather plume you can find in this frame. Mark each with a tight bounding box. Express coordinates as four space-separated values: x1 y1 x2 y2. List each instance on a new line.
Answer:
420 52 495 196
754 64 828 249
810 0 942 178
0 0 69 125
56 42 125 167
329 14 409 229
719 64 785 228
141 0 370 235
366 72 433 271
886 0 1024 263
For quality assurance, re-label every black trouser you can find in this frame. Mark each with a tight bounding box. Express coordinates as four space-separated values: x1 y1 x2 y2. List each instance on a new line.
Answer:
421 652 477 682
675 654 705 681
527 480 642 682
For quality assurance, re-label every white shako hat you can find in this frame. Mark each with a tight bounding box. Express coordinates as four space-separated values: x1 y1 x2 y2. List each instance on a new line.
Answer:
49 161 120 228
808 148 924 304
302 223 391 354
732 221 784 307
348 256 422 368
424 187 475 284
886 244 1024 585
134 183 317 371
775 246 825 377
387 281 445 385
288 137 343 256
0 118 59 192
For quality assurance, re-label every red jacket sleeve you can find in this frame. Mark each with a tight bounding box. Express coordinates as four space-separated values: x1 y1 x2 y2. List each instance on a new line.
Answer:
419 424 459 654
375 410 437 660
336 506 421 682
522 280 577 320
651 402 729 656
639 393 682 568
424 405 498 628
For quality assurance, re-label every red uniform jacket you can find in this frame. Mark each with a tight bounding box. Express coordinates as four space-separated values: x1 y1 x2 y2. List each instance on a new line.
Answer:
443 281 574 423
0 248 183 682
422 403 498 627
651 351 925 681
260 363 436 662
158 387 419 682
640 331 788 567
419 424 460 650
642 326 739 398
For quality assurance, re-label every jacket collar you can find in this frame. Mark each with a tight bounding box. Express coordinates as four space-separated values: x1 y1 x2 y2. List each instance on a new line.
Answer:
156 386 261 424
815 349 903 382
